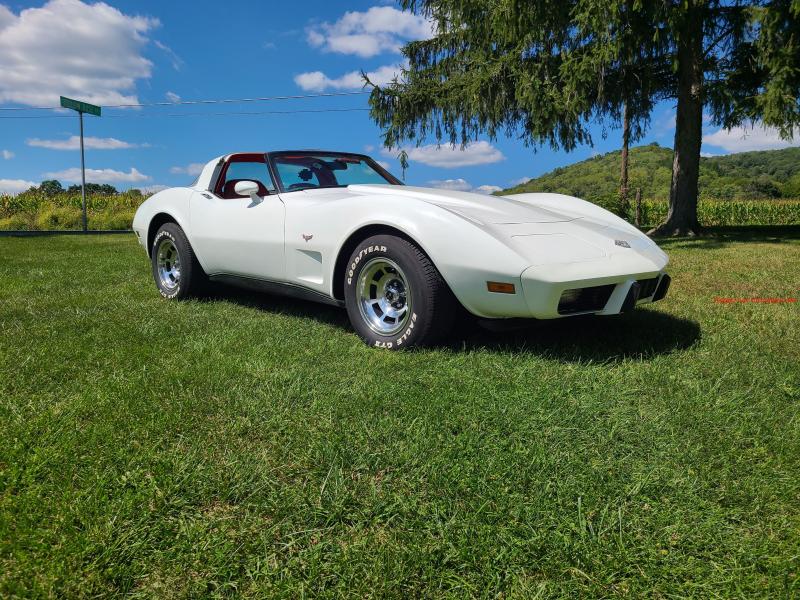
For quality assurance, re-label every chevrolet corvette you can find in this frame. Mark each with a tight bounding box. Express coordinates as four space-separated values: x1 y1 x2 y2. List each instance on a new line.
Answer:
132 151 670 348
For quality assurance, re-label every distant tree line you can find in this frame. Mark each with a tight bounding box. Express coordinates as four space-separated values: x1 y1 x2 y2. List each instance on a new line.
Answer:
504 144 800 202
24 180 144 197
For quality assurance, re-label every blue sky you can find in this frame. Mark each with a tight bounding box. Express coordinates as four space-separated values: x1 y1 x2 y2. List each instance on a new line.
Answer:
1 0 799 195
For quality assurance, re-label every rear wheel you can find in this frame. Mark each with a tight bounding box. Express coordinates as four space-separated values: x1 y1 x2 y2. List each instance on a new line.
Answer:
150 222 206 299
344 235 457 349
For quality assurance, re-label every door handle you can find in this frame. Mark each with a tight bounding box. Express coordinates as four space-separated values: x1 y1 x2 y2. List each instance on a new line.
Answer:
201 193 213 199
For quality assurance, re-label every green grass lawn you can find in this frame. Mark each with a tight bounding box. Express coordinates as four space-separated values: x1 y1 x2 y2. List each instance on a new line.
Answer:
1 231 798 598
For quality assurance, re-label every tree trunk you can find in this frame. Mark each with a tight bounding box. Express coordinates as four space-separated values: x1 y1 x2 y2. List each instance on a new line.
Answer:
619 102 630 219
635 187 642 227
649 3 704 237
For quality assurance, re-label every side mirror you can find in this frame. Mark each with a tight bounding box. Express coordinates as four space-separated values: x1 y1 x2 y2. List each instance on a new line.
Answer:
234 180 261 202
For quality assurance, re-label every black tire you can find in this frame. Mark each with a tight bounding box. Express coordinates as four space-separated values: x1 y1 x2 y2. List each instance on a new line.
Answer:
344 235 457 349
150 222 207 299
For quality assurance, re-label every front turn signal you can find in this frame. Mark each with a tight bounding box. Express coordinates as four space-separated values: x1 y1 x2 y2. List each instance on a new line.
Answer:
487 281 516 294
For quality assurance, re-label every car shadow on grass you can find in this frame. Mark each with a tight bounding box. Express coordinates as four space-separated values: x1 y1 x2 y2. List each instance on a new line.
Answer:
450 309 701 362
205 284 352 328
207 284 700 362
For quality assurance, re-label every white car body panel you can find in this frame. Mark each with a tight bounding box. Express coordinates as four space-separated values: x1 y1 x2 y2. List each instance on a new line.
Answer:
133 154 669 320
189 190 285 280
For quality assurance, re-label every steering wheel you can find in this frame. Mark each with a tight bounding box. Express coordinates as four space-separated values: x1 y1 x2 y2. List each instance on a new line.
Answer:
288 182 317 191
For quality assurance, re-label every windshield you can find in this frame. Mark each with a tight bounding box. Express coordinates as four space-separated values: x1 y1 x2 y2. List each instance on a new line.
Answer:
269 152 400 192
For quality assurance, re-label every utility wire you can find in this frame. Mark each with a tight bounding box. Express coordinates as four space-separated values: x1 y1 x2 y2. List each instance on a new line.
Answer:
0 107 371 120
0 91 371 111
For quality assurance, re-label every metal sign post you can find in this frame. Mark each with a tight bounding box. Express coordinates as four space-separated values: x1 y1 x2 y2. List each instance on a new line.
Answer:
60 97 101 233
79 111 87 231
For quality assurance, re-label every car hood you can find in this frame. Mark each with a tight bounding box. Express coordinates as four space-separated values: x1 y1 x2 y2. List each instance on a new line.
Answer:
348 184 574 224
347 184 666 268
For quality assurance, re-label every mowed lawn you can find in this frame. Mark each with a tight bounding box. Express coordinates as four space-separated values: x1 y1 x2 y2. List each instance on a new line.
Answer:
1 231 798 598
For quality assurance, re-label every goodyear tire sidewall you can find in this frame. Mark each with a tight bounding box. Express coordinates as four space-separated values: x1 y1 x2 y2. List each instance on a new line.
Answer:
151 228 183 299
344 238 426 349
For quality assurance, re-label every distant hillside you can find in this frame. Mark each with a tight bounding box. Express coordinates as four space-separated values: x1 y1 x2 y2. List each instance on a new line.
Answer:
501 143 800 201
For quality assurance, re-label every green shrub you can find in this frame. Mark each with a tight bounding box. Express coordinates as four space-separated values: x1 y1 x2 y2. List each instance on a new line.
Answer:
1 190 147 217
89 210 135 230
35 204 83 230
0 213 34 230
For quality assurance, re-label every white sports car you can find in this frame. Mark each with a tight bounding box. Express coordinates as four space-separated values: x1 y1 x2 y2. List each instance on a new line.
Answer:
133 151 670 348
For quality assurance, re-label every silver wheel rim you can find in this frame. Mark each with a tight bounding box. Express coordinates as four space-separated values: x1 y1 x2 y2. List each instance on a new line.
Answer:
156 238 181 291
357 257 412 336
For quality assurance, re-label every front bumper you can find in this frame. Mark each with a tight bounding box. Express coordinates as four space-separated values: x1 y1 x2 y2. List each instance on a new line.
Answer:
554 273 671 317
519 253 669 318
455 249 670 320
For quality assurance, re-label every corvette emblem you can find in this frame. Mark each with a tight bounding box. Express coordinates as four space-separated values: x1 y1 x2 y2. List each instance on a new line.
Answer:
614 239 631 248
302 234 313 242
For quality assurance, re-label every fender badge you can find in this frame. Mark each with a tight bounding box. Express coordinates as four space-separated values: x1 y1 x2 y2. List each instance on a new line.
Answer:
614 239 631 248
302 234 313 242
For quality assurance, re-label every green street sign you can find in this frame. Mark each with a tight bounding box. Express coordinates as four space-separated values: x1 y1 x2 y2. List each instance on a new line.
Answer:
60 96 101 116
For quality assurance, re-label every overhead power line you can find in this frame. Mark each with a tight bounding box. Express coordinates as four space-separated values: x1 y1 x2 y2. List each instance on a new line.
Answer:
0 107 371 120
0 91 371 112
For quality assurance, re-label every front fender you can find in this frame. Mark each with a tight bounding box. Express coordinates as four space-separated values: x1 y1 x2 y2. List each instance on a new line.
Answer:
325 197 533 318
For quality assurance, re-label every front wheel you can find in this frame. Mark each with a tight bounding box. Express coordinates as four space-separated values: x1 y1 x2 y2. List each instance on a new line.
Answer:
344 235 457 349
150 222 207 299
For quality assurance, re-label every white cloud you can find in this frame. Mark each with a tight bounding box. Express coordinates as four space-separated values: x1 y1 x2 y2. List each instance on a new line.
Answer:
165 91 181 103
702 125 800 153
428 178 472 192
510 176 531 186
307 6 434 57
169 163 205 176
27 136 144 150
385 141 505 168
427 179 501 195
0 0 157 107
295 64 401 92
376 160 391 170
0 5 13 30
44 167 150 183
139 184 169 195
2 150 14 159
0 178 37 194
153 40 183 71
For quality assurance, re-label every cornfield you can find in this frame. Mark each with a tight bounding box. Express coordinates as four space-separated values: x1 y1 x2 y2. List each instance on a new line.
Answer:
592 195 800 228
2 191 800 231
0 191 146 231
636 198 800 227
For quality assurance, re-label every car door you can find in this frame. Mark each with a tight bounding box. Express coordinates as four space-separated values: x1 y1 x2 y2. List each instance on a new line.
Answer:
189 153 285 280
